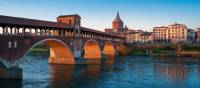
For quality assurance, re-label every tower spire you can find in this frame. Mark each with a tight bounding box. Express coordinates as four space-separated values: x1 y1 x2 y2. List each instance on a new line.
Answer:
112 11 124 30
116 11 120 20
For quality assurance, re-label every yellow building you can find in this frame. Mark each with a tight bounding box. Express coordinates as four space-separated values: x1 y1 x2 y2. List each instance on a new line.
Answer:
153 26 168 43
127 31 153 43
167 23 188 43
140 32 153 43
127 32 141 43
153 23 188 43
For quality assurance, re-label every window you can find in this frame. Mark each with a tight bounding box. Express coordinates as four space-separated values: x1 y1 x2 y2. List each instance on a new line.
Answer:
59 20 62 23
0 27 3 34
69 20 72 25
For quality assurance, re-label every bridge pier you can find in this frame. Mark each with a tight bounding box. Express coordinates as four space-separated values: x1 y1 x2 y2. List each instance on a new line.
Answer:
47 45 75 64
0 64 22 79
48 57 75 64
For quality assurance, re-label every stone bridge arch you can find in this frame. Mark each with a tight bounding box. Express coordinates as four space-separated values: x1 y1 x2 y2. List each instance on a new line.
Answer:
83 39 101 59
0 36 77 69
18 38 75 65
103 41 115 58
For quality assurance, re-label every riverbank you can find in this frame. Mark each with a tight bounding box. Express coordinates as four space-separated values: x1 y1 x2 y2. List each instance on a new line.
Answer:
128 46 200 58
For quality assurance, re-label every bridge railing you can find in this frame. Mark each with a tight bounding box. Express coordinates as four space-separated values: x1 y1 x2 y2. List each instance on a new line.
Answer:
0 26 125 43
0 33 124 42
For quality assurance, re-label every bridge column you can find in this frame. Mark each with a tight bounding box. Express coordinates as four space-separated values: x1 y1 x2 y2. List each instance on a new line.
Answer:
39 29 42 36
70 30 73 36
17 28 20 35
44 29 47 36
46 29 49 36
48 29 52 36
29 28 32 36
61 29 64 36
14 27 17 35
2 27 5 35
5 27 8 35
35 29 38 36
22 27 25 36
10 27 13 35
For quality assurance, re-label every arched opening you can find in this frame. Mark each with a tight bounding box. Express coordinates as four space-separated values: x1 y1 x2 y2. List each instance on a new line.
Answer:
116 44 128 56
0 27 3 34
103 41 115 58
83 39 101 59
7 27 11 35
19 38 75 65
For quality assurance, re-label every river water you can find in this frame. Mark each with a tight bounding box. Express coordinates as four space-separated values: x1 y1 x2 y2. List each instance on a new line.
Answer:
1 54 200 88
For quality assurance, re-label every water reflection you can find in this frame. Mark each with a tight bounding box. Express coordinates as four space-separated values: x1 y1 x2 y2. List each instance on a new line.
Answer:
87 58 101 64
2 55 200 88
85 65 100 80
101 60 115 72
49 65 75 88
154 62 187 81
104 55 115 60
48 59 102 88
199 65 200 77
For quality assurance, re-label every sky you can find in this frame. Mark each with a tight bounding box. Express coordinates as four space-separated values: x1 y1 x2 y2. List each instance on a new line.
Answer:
0 0 200 31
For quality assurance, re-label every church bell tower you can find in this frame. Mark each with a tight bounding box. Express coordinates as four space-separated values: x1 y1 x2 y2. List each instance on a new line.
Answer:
112 11 124 32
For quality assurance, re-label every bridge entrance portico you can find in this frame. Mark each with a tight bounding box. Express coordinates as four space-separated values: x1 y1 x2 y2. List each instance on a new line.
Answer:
0 15 127 79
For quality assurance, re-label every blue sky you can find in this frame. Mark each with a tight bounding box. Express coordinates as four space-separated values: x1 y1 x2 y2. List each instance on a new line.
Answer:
0 0 200 31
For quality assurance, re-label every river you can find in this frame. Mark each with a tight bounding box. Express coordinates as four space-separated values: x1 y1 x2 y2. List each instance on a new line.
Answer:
1 54 200 88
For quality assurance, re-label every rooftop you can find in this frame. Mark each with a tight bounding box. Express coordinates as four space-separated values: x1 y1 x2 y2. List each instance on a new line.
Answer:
153 26 168 29
0 15 123 38
0 15 74 29
169 22 186 26
57 14 81 18
140 32 152 36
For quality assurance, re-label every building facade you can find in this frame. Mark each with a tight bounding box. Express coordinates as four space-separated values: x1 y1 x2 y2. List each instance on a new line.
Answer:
57 14 81 26
153 23 188 43
153 26 168 43
127 32 141 43
140 32 153 43
187 29 196 43
126 31 153 43
196 27 200 42
167 23 188 43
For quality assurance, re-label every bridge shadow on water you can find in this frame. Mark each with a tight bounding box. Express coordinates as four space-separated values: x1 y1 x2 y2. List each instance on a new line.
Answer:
49 56 119 88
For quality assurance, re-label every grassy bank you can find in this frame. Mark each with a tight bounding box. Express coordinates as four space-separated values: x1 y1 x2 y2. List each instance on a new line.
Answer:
128 49 147 56
128 47 175 56
151 47 175 53
30 45 49 54
183 46 200 51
